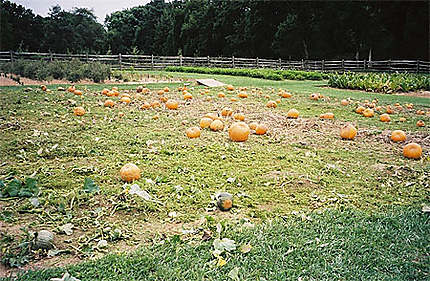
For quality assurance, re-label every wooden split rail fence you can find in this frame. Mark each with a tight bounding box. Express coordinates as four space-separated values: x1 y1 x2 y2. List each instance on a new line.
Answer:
0 51 429 73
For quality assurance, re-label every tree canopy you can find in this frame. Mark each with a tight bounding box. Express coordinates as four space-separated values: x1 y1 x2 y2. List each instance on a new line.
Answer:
0 0 428 60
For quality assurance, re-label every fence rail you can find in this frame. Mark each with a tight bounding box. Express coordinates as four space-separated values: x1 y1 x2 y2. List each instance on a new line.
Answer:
0 51 429 73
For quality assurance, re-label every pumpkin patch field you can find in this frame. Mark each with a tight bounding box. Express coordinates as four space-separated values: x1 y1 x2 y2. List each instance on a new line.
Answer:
0 71 429 280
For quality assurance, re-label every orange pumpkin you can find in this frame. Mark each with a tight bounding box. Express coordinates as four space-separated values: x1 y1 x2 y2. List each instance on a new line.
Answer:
112 87 119 91
186 127 201 138
380 113 391 122
386 106 394 114
183 93 193 100
310 93 319 100
210 119 224 131
101 88 109 95
151 101 161 108
266 101 277 108
228 122 250 142
73 107 85 116
152 114 159 120
221 108 233 117
136 86 143 93
356 106 365 114
417 120 425 127
157 89 165 95
390 130 406 142
74 90 83 96
200 117 213 129
249 122 258 130
233 113 245 121
276 99 281 104
226 85 235 91
255 124 268 135
340 124 357 140
238 92 248 98
281 92 292 98
403 143 422 159
67 86 75 93
204 113 218 120
341 99 349 106
164 87 170 93
319 112 334 119
104 99 115 108
287 108 299 119
140 102 151 110
160 96 168 103
120 163 141 182
399 117 406 122
218 92 225 98
120 97 131 104
230 97 238 102
166 100 178 110
362 108 374 117
416 110 425 115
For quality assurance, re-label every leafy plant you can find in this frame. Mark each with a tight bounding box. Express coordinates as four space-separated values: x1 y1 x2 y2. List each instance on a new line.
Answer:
0 178 39 198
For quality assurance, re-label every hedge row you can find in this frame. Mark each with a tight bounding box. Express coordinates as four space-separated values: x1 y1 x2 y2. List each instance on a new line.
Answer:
165 66 330 81
328 72 430 93
0 60 111 83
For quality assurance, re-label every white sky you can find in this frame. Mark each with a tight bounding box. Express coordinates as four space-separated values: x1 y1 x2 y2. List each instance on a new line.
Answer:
11 0 150 23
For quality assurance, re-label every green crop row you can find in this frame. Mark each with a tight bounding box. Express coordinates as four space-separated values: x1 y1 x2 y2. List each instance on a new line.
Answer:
165 66 330 81
328 72 430 93
0 59 111 83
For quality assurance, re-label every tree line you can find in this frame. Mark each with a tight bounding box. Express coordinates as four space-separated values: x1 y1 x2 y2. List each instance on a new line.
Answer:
1 0 428 60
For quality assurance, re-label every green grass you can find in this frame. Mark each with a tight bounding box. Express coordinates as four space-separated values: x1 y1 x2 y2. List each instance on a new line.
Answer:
0 71 429 277
6 207 430 281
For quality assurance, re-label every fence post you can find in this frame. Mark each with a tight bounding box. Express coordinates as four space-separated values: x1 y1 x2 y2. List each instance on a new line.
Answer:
256 57 259 68
86 53 89 62
301 59 304 70
363 60 366 72
9 50 14 62
388 59 392 72
50 52 53 62
232 56 235 68
278 58 282 69
179 55 183 67
322 60 325 72
341 59 344 72
207 56 210 67
119 53 122 70
416 61 419 73
151 54 154 69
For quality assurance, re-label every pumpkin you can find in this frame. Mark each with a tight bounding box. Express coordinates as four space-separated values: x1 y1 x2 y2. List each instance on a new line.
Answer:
217 192 233 211
104 99 115 108
151 101 161 108
157 89 165 95
362 108 374 117
120 93 131 98
310 93 319 100
200 117 213 129
255 124 268 135
264 95 270 99
380 113 391 122
406 103 413 109
32 230 54 250
152 115 159 120
319 112 334 119
228 122 250 142
164 87 170 93
399 117 406 122
356 106 365 114
74 90 83 96
341 99 349 106
160 96 168 103
249 122 258 130
375 106 382 112
166 99 178 110
287 108 299 119
112 86 119 91
416 110 425 115
140 102 151 110
186 127 201 138
386 106 394 114
112 90 120 97
118 112 125 117
136 86 143 93
210 119 224 131
67 86 75 93
276 99 281 104
221 108 233 117
403 143 422 159
183 93 193 100
226 85 235 91
120 163 141 182
281 92 292 98
230 97 238 102
233 113 245 121
391 130 406 142
218 92 226 98
120 97 131 104
340 124 357 140
205 113 218 120
73 107 85 116
417 120 425 127
266 101 277 108
238 92 248 98
101 88 109 95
